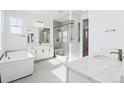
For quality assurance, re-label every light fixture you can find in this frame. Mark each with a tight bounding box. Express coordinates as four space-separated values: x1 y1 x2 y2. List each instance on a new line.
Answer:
35 21 44 28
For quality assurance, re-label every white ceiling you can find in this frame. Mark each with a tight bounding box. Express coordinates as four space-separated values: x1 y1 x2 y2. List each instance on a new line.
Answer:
17 10 84 22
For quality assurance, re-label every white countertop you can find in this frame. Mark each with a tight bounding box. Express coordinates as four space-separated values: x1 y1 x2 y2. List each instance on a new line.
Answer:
65 57 123 83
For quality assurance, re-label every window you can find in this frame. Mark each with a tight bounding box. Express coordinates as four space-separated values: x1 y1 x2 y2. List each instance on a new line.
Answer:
9 17 23 33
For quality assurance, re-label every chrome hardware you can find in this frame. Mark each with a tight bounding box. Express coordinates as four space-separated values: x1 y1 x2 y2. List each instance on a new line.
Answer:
110 49 123 61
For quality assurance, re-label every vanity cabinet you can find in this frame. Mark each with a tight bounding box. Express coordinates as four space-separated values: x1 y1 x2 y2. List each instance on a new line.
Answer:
36 46 54 60
36 46 48 60
27 26 54 61
48 47 54 58
29 45 54 61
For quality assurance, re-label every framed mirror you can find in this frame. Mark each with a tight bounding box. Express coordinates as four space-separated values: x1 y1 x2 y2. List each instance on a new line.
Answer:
39 28 50 44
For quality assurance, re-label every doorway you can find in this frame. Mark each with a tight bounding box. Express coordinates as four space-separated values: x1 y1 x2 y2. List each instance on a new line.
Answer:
83 19 89 57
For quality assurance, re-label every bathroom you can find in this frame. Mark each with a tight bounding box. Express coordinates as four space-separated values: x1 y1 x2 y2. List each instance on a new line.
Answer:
0 10 81 83
0 10 124 83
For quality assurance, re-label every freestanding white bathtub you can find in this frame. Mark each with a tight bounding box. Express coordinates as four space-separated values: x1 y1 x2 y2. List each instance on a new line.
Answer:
0 51 34 83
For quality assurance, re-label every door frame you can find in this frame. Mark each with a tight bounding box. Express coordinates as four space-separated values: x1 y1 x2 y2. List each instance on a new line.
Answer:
82 18 89 57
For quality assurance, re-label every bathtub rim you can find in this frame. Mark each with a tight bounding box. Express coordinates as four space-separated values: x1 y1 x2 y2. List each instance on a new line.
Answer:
0 52 34 65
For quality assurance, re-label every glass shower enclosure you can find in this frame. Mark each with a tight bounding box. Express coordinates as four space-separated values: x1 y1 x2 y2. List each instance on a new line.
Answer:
53 20 74 60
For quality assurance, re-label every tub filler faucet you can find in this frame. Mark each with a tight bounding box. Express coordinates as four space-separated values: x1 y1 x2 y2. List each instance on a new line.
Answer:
4 50 15 58
110 49 123 61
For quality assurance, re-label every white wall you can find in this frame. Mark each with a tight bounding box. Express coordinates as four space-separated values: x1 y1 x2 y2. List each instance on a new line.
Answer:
4 10 53 50
4 11 32 50
69 11 89 59
0 10 5 50
0 11 5 57
70 13 81 60
0 11 1 49
89 11 124 55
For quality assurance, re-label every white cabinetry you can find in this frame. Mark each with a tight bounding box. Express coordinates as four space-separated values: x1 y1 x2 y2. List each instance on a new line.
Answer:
28 47 37 61
36 45 54 60
48 47 54 58
29 45 54 61
36 46 46 60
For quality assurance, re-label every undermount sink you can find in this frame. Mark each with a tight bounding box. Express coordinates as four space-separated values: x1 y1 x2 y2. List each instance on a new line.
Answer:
93 55 118 62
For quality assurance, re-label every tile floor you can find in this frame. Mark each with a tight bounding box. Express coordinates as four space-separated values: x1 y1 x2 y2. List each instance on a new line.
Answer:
12 56 67 83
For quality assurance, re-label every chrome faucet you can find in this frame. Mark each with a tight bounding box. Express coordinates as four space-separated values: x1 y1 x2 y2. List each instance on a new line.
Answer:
110 49 123 61
0 50 14 61
4 51 8 57
4 50 15 57
0 53 4 61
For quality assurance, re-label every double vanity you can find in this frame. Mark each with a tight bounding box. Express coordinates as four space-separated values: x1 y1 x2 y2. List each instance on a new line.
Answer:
27 27 54 61
65 55 124 83
28 44 54 61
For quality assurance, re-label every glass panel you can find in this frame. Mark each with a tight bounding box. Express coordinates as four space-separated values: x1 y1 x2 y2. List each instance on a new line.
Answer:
9 17 23 33
10 26 17 33
16 27 22 33
17 18 23 27
63 31 67 42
